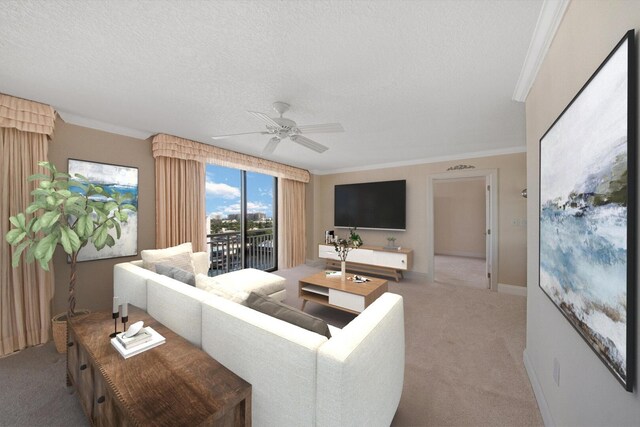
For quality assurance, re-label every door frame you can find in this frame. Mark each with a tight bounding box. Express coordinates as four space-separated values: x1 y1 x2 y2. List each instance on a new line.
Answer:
426 168 498 291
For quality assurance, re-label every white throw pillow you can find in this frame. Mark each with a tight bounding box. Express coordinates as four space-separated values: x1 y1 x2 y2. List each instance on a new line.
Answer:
141 242 195 273
196 274 250 304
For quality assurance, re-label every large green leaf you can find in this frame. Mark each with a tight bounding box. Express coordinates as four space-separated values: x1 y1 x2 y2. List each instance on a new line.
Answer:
60 227 72 254
120 204 137 212
39 211 61 229
28 173 51 182
75 215 87 239
54 172 71 179
11 240 31 267
104 201 118 212
85 215 94 238
6 228 23 245
105 234 115 248
26 204 41 214
8 216 20 229
114 220 122 239
38 161 55 172
34 235 54 259
57 189 72 198
16 213 26 229
40 180 52 189
68 229 82 252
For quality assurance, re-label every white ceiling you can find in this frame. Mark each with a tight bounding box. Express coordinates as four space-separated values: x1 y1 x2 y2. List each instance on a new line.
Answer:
0 0 542 173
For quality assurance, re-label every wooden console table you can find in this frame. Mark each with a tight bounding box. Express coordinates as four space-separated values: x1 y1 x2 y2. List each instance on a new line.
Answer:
67 306 251 426
318 244 413 281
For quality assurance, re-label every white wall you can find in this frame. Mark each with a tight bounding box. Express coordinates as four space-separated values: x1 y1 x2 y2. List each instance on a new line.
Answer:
525 1 640 425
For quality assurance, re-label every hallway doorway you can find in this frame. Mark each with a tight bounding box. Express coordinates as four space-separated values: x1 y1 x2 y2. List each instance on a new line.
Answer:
427 169 498 290
432 177 489 288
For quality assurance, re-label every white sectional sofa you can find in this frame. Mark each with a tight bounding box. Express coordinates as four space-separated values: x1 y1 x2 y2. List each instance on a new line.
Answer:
113 253 405 427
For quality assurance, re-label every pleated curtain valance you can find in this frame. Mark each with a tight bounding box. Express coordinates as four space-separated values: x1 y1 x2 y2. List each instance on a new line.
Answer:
152 133 310 183
0 94 56 136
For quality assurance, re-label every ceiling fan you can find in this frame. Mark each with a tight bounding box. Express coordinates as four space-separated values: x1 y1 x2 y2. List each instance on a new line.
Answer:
211 102 344 154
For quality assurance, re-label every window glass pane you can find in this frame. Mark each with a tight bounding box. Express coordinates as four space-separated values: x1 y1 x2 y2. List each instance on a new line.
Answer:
206 164 242 275
245 171 276 271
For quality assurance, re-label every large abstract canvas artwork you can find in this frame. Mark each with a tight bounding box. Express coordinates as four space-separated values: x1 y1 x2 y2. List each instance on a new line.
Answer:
68 159 138 261
539 30 635 391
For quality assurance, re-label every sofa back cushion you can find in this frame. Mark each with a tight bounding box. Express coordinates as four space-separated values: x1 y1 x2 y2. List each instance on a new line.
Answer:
114 262 154 310
141 242 195 273
316 293 405 427
201 295 327 426
156 263 196 286
146 275 209 347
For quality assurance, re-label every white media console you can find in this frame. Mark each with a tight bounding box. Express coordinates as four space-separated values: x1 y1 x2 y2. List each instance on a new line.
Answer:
318 244 413 282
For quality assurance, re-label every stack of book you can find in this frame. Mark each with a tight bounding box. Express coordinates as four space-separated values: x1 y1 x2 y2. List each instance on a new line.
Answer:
110 326 165 359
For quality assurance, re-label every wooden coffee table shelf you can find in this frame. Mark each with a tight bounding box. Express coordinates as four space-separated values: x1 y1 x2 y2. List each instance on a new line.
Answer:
299 271 388 315
67 306 251 426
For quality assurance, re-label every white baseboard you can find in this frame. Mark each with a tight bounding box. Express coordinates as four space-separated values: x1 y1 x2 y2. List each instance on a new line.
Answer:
523 348 554 427
435 250 485 259
498 283 527 297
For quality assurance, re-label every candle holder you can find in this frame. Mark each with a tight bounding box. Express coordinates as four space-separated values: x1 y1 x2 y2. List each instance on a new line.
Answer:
110 296 120 338
109 310 119 338
121 302 129 333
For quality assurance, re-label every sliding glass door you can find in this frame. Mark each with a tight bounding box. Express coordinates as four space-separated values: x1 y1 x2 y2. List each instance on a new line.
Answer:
205 164 277 275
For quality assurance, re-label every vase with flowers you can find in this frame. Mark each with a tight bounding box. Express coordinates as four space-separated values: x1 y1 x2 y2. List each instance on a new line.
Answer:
333 227 363 282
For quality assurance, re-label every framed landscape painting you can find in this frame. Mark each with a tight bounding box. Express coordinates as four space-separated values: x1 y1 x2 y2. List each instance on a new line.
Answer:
539 30 636 391
68 159 139 261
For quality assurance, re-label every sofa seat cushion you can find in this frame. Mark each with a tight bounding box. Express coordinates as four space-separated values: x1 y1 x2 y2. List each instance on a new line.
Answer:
214 268 286 296
246 292 331 339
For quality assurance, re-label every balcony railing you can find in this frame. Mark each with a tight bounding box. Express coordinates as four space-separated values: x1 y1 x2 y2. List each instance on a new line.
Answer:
207 229 275 276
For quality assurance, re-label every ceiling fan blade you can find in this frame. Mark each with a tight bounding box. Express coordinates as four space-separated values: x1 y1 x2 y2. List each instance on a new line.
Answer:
290 135 329 153
296 123 344 133
211 131 270 140
263 137 280 155
247 111 283 129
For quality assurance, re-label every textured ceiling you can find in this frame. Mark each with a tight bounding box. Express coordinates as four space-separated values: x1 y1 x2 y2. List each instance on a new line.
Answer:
0 0 542 173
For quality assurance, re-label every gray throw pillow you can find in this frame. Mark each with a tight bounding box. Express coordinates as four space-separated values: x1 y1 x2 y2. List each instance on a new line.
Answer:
246 292 331 339
156 263 196 287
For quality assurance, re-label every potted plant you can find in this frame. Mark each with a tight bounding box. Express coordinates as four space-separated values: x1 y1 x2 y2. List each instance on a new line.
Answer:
5 161 136 352
333 227 363 282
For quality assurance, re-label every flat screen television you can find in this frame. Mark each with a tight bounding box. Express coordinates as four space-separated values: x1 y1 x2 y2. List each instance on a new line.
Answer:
334 180 406 231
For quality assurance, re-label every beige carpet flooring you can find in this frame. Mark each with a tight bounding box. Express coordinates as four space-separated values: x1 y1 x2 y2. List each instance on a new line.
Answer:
277 265 542 426
0 264 542 427
434 255 489 289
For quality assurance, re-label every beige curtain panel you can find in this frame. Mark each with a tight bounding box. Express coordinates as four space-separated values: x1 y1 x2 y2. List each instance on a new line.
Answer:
0 93 55 136
0 127 54 356
278 179 307 269
155 156 207 252
151 133 310 183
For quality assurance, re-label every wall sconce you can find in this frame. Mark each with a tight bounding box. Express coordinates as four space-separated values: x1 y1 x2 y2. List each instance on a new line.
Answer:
521 188 527 198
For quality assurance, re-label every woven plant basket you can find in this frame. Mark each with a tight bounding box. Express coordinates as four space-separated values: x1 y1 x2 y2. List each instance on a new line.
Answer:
52 309 90 354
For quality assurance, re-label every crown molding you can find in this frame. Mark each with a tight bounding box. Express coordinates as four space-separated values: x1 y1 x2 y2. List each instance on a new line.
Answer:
310 145 526 176
56 110 153 140
512 0 571 102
